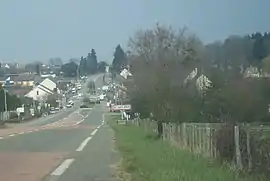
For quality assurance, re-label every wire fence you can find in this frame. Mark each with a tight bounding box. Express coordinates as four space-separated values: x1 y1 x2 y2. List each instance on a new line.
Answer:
131 118 270 175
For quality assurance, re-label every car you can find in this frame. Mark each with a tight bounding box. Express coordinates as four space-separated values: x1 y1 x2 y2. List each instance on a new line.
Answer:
80 104 88 108
66 104 72 108
68 100 74 105
89 95 100 104
99 94 106 100
50 107 56 114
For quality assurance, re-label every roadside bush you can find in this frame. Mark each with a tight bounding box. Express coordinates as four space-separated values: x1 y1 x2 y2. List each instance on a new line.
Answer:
9 111 18 119
249 132 270 175
35 112 42 118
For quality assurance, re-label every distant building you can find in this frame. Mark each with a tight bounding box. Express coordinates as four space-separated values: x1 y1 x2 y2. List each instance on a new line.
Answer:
25 78 57 101
2 73 37 87
120 69 132 79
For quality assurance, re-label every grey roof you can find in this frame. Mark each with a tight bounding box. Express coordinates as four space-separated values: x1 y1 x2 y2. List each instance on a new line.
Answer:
12 73 36 82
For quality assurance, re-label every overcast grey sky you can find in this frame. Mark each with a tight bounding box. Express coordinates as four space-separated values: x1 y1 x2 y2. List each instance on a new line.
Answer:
0 0 269 63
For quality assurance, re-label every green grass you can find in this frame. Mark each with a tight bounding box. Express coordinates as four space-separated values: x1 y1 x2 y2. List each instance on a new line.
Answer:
109 117 260 181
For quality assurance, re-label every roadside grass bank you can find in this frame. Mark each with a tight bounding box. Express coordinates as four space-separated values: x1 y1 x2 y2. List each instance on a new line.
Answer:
108 116 263 181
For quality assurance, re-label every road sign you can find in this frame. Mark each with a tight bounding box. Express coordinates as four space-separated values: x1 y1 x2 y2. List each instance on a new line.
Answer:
112 104 131 111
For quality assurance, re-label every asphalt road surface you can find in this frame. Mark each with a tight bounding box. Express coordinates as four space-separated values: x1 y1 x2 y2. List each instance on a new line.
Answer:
0 74 119 181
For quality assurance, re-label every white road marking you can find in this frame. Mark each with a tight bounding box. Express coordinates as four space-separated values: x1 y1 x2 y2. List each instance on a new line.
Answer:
18 132 25 135
51 159 75 176
96 125 101 129
76 136 92 151
73 119 84 126
91 129 98 136
8 134 15 137
0 137 3 139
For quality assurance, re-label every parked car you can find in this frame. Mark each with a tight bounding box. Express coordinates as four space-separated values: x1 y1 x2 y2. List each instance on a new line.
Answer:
89 95 100 104
68 100 74 105
50 107 56 114
80 104 88 108
66 104 72 108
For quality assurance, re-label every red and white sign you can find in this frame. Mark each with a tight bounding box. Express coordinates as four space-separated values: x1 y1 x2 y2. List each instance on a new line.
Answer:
112 104 131 111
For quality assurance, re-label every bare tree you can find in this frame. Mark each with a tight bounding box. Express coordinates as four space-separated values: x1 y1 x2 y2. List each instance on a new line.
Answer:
127 24 204 137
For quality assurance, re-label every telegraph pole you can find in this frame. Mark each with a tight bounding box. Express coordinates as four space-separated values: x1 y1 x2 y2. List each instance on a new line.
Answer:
4 90 7 113
77 65 80 82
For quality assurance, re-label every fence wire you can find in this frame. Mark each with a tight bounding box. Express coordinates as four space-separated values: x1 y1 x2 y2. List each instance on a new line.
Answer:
131 119 270 175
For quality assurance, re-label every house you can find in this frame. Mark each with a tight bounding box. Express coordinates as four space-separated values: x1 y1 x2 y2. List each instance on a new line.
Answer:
25 78 57 101
5 86 32 98
120 69 132 79
2 73 37 87
184 68 212 92
13 73 36 87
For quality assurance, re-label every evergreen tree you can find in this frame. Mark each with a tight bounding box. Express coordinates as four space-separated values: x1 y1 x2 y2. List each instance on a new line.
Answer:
112 45 127 72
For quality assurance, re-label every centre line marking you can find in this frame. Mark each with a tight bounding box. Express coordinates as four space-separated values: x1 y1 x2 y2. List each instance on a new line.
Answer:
76 136 92 151
91 129 98 136
51 159 75 176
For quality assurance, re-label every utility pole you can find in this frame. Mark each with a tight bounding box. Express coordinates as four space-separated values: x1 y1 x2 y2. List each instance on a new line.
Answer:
4 90 7 112
77 65 80 82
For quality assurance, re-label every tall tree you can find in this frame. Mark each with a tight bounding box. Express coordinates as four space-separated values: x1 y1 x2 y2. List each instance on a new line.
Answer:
36 64 41 75
250 32 267 69
86 52 92 74
112 45 127 72
90 49 98 73
86 49 98 74
61 62 78 77
97 61 108 73
79 56 87 76
49 58 63 67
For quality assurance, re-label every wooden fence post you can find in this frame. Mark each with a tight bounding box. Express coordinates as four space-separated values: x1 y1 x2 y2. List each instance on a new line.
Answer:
198 127 202 153
183 123 187 148
192 124 195 152
246 124 252 172
207 127 212 157
234 125 243 170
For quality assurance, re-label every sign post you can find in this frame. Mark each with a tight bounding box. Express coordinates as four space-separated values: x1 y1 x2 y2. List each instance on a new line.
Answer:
111 104 131 111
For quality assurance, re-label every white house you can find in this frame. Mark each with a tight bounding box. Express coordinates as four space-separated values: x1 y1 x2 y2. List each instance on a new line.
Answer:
120 68 132 79
25 78 57 101
185 68 212 92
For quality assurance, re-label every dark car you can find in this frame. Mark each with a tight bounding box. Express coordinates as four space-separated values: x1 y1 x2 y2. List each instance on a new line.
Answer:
80 104 88 108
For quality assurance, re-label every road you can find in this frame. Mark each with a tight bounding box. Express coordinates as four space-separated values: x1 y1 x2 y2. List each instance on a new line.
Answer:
0 74 119 181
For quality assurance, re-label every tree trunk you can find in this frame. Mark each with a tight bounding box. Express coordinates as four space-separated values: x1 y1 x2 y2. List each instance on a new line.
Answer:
157 121 163 139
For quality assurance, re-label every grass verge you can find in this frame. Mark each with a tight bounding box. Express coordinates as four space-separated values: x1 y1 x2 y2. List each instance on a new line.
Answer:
108 116 261 181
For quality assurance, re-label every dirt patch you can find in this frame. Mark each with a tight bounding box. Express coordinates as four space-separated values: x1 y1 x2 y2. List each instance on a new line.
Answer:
110 130 131 181
0 152 69 181
110 158 131 181
0 124 7 129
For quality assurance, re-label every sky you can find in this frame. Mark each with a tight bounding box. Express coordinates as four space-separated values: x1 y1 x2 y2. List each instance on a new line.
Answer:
0 0 269 63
